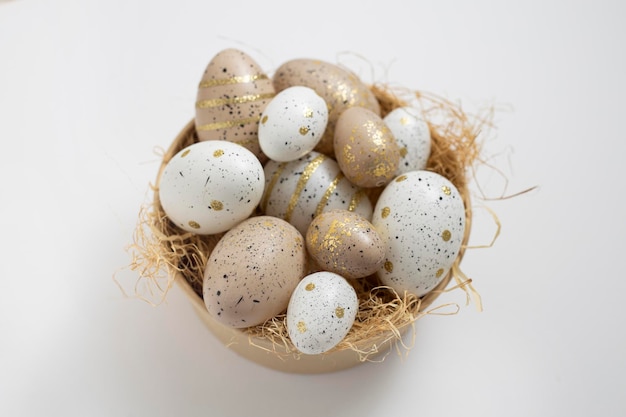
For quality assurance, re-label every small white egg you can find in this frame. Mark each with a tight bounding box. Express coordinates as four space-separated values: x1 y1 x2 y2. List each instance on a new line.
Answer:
158 140 265 234
372 170 465 297
258 86 328 162
383 107 431 173
287 271 358 355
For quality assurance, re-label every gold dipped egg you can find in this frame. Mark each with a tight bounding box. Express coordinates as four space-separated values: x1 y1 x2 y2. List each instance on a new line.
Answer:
334 107 400 188
195 48 275 163
272 59 380 157
306 209 385 280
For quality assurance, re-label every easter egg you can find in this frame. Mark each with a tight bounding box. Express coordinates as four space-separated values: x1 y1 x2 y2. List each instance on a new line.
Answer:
261 151 373 236
203 216 307 328
371 170 466 298
195 48 275 163
258 86 328 162
286 271 358 355
306 209 385 279
158 140 264 235
272 58 380 157
334 107 400 188
383 107 431 174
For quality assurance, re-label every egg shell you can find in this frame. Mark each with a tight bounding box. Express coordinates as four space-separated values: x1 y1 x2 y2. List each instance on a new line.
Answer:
272 58 380 157
334 107 401 188
287 271 358 355
158 140 265 234
195 48 275 163
261 151 373 236
258 86 328 162
203 216 307 328
372 170 466 298
383 107 431 174
306 209 385 279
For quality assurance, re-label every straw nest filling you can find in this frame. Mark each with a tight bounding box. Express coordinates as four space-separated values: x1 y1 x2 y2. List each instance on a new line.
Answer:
126 84 489 361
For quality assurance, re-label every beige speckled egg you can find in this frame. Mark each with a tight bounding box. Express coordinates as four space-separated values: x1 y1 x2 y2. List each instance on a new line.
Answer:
334 107 400 188
261 151 373 236
202 216 307 328
195 48 275 163
306 209 385 279
272 58 380 157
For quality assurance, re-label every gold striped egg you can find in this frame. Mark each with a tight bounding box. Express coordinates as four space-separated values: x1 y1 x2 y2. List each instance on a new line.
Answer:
195 49 275 163
272 58 380 157
261 151 373 236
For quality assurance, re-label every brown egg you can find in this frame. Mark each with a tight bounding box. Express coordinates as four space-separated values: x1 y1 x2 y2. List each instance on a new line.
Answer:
272 58 380 157
334 107 400 188
195 48 275 163
306 209 385 279
202 216 307 328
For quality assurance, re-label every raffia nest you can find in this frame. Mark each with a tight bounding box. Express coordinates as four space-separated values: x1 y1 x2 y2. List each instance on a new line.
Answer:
122 82 493 367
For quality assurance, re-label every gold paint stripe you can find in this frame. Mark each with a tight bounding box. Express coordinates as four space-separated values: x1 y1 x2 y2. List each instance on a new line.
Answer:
196 116 260 131
195 93 275 109
347 189 365 212
261 162 287 212
198 73 269 88
285 154 327 222
314 172 344 217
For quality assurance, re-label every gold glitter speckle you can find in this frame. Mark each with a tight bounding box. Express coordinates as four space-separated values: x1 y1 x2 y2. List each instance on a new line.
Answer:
211 200 224 211
395 175 408 183
196 93 275 109
436 268 444 278
305 283 315 291
384 261 393 273
442 185 451 195
213 149 224 157
285 154 326 222
381 207 391 218
181 149 191 158
304 108 313 118
299 126 310 135
197 116 261 131
335 307 345 318
399 147 408 158
442 230 451 241
400 117 410 126
261 115 268 124
198 73 268 88
297 321 307 333
188 220 200 229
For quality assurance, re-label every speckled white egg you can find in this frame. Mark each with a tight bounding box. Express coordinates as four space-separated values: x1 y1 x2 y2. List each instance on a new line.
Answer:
158 140 265 234
261 151 373 236
258 86 329 162
287 271 358 355
383 107 431 174
372 170 466 297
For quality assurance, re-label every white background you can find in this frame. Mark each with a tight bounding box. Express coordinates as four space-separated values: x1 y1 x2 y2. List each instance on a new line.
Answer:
1 0 625 416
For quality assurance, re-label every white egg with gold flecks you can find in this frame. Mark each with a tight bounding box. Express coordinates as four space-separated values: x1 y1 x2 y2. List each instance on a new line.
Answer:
372 170 465 298
158 140 265 235
258 86 328 162
383 107 431 174
287 271 358 355
261 151 373 236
